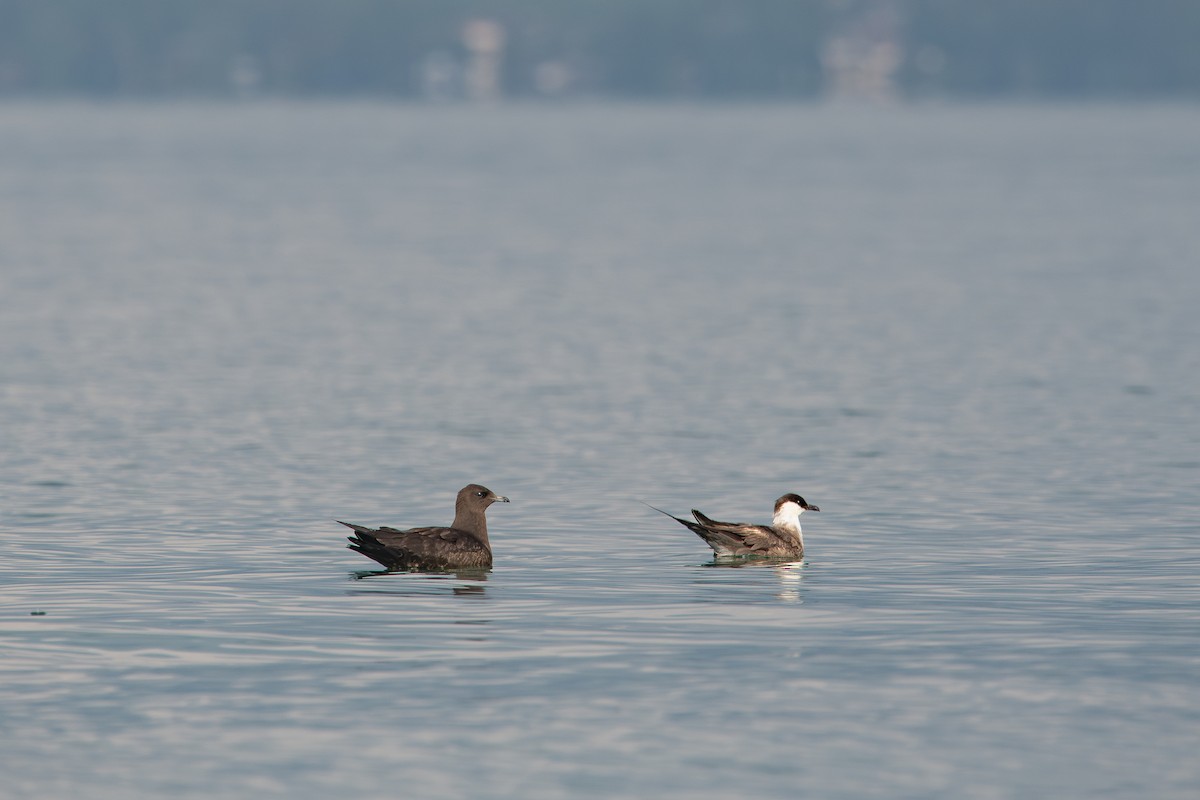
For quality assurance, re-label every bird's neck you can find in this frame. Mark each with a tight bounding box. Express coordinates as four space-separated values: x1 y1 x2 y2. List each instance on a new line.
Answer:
772 504 804 545
452 503 490 544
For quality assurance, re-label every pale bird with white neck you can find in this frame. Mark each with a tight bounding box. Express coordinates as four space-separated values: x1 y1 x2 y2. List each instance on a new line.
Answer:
648 493 820 560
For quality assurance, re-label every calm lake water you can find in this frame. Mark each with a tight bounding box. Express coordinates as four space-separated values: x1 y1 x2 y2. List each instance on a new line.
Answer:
1 101 1198 799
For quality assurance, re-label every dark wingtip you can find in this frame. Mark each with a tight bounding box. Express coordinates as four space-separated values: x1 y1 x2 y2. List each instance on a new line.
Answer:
642 500 678 519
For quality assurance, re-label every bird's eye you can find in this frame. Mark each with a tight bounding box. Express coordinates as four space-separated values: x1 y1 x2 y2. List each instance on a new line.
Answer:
476 491 486 497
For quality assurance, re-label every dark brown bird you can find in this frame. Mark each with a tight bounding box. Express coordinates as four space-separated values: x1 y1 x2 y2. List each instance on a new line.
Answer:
340 484 509 570
649 493 819 559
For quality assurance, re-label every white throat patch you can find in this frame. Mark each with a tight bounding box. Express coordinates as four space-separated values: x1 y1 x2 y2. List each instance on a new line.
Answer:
772 501 805 541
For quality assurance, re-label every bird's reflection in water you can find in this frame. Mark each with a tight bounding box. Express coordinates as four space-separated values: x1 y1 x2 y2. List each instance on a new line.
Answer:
348 568 489 597
772 561 804 603
703 558 805 603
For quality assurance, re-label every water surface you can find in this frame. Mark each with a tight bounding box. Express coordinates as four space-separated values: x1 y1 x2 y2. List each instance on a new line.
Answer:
1 101 1198 799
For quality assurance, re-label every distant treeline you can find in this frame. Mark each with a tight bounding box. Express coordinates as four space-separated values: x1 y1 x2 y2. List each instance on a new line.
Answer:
1 0 1197 98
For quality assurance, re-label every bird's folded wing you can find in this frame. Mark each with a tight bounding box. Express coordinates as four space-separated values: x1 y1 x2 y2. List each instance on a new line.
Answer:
373 526 483 554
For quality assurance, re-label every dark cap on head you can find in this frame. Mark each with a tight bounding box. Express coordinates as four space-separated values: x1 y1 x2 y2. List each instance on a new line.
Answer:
775 493 819 512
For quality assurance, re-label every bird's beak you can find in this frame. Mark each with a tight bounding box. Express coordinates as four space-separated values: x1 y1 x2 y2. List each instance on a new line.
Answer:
495 495 510 503
806 504 820 512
